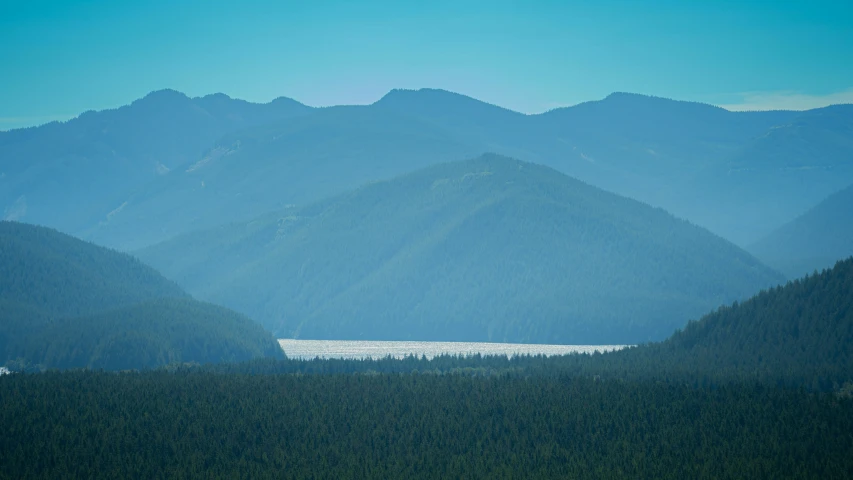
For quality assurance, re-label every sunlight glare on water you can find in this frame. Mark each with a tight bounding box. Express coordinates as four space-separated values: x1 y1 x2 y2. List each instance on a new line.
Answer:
278 339 627 360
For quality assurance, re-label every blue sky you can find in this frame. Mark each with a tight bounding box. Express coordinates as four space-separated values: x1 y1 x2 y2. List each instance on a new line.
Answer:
1 0 852 130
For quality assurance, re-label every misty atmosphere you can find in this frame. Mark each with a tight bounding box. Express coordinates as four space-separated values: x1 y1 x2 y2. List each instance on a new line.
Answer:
2 1 853 478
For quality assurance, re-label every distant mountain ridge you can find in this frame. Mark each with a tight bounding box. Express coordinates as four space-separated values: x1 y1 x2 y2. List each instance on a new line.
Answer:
624 257 853 388
4 88 853 249
0 221 282 370
748 183 853 278
0 90 312 239
138 154 784 345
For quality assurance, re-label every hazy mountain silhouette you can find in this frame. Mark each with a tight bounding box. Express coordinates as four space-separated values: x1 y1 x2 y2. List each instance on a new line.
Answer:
748 183 853 278
82 104 486 249
5 88 852 249
0 90 311 237
137 155 783 344
0 221 282 370
687 104 853 243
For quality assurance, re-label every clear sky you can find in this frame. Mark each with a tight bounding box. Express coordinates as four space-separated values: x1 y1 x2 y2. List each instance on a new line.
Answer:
1 0 852 130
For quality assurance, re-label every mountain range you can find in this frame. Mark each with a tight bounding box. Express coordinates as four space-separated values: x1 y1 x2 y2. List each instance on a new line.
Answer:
138 155 784 344
0 89 311 241
3 87 852 348
4 89 852 250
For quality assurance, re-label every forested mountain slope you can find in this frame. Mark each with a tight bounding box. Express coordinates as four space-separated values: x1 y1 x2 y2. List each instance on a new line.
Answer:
0 221 282 370
0 90 311 238
3 298 283 371
138 154 783 344
604 257 853 388
748 183 853 278
0 220 186 317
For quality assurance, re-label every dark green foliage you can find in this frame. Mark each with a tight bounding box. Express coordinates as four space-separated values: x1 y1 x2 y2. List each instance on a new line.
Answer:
139 154 783 344
0 220 186 319
749 183 853 278
3 298 283 371
650 256 853 387
1 370 851 479
566 257 853 389
0 221 282 370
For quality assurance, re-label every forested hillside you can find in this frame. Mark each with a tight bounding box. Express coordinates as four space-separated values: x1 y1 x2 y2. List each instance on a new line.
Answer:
596 257 853 388
0 221 282 370
0 220 186 318
749 183 853 278
138 154 783 344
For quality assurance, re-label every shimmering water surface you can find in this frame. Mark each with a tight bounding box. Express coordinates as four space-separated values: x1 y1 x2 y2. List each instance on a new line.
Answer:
278 339 627 360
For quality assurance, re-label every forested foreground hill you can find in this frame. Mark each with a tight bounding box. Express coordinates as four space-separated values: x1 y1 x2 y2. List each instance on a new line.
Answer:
2 298 284 371
749 183 853 278
0 90 311 238
0 371 851 480
139 154 783 344
596 256 853 388
0 220 187 317
0 221 282 370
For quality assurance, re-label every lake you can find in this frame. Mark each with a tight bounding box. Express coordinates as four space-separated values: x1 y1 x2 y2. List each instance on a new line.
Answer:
278 339 627 360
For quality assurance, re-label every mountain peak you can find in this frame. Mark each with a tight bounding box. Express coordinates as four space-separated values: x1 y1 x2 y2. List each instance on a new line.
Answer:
600 92 724 111
269 95 310 109
131 89 191 109
199 92 233 101
373 88 523 121
375 88 472 104
604 91 653 100
140 88 190 101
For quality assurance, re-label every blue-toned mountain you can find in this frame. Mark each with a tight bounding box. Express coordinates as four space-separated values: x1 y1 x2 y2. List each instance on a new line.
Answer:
138 155 783 344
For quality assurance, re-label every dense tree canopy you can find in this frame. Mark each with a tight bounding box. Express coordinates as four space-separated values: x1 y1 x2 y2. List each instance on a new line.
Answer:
1 371 850 479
